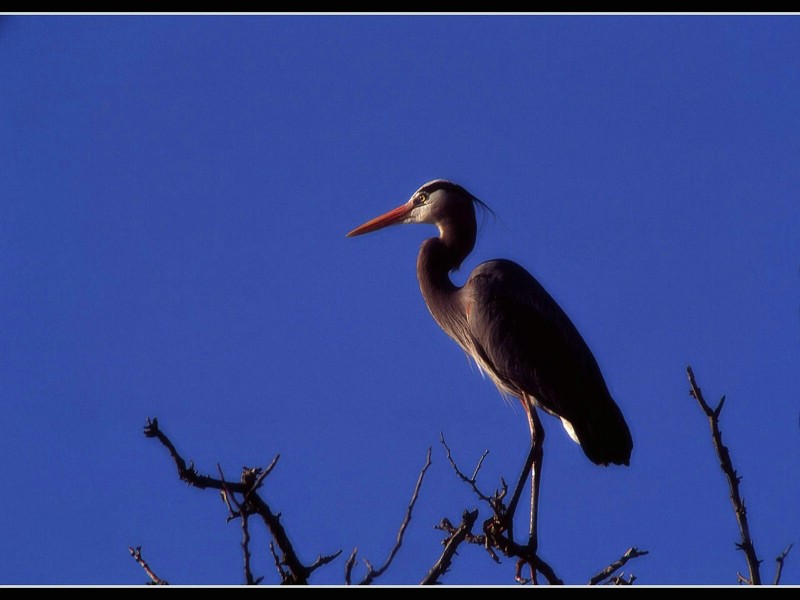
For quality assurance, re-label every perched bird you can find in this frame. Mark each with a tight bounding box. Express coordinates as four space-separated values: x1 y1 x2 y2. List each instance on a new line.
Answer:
348 180 632 553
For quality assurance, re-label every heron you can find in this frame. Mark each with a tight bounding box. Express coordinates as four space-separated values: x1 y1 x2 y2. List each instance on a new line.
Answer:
347 179 632 562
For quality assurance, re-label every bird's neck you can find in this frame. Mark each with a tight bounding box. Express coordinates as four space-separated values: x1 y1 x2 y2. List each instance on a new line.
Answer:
416 216 476 329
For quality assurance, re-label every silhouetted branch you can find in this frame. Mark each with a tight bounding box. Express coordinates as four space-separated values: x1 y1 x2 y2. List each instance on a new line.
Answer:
128 546 168 585
354 447 432 585
607 573 636 585
471 449 490 482
737 571 751 585
344 548 357 585
421 509 479 584
686 367 762 585
252 454 280 490
773 544 793 585
269 542 288 583
143 417 339 585
440 433 507 512
440 430 566 584
241 512 263 585
307 550 344 577
143 418 249 494
588 547 649 585
434 517 499 563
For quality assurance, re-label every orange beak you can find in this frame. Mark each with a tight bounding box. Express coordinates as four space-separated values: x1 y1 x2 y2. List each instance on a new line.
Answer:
346 201 414 237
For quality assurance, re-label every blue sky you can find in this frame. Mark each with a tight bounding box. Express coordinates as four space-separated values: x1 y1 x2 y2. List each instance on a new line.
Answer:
1 15 798 585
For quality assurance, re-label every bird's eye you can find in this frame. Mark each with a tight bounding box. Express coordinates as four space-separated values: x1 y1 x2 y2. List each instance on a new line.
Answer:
416 193 428 205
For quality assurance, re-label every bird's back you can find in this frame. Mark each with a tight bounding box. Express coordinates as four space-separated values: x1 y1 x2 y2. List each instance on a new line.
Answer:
459 259 633 466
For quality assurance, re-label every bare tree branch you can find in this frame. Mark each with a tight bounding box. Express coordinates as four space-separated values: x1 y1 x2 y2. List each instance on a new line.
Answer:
470 449 490 482
143 417 339 585
737 571 751 585
268 541 289 583
588 547 649 585
773 543 793 585
421 509 479 584
307 550 344 577
687 367 762 585
355 447 433 585
255 454 280 486
440 433 507 512
128 546 168 585
144 418 249 494
344 548 357 585
241 512 262 585
440 430 565 584
607 573 636 585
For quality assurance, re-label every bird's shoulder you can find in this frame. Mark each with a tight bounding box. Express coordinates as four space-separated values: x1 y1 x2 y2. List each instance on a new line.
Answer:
465 259 562 321
462 258 596 383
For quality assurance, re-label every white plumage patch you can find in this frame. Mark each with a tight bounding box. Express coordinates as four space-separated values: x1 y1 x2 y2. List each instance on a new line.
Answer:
560 417 580 444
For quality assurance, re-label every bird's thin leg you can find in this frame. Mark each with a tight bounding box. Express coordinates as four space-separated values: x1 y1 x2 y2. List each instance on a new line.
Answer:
504 395 544 550
525 399 544 555
505 438 537 544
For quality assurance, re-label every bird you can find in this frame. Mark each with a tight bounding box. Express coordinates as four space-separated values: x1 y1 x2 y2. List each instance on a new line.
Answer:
347 179 632 557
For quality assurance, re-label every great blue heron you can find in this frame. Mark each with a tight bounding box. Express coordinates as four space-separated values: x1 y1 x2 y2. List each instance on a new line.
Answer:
347 179 632 560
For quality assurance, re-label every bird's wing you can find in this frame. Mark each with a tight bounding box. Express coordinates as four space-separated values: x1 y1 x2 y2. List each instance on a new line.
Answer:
463 259 605 416
463 259 632 466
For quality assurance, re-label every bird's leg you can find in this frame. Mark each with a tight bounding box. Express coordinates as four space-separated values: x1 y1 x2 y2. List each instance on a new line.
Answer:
525 399 544 556
505 435 537 544
504 396 544 552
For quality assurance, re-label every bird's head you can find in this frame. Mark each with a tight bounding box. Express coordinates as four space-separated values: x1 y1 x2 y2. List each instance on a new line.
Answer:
347 180 483 238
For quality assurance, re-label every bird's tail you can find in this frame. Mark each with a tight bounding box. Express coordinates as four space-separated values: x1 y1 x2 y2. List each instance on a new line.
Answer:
569 397 633 467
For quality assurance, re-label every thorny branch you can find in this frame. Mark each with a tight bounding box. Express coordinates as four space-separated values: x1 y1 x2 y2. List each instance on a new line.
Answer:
421 509 479 584
348 447 433 585
588 547 650 585
440 433 507 513
128 546 168 585
142 417 340 585
686 367 762 585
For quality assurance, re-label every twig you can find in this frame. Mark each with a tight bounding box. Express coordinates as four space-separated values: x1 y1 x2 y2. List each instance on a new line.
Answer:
687 367 762 585
344 548 357 585
773 543 793 585
307 549 344 576
217 463 242 523
357 447 432 585
471 450 490 482
421 509 479 584
588 547 649 585
607 573 636 585
241 512 262 585
434 518 497 563
440 433 506 510
737 572 751 585
269 541 289 584
128 546 168 585
247 454 280 495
